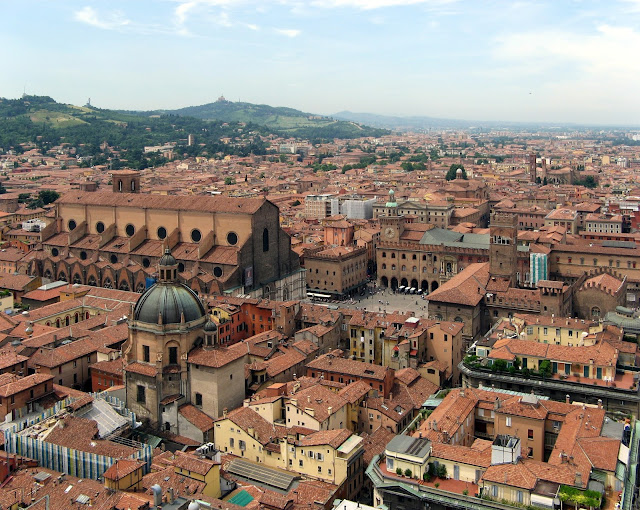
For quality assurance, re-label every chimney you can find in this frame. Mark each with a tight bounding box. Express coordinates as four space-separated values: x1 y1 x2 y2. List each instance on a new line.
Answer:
565 394 570 404
151 485 162 508
575 471 583 487
222 408 228 418
597 399 602 409
460 388 465 398
494 397 500 410
307 395 311 403
327 406 332 415
168 488 174 504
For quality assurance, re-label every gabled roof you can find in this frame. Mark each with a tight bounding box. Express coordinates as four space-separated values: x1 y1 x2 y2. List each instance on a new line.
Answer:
426 263 490 306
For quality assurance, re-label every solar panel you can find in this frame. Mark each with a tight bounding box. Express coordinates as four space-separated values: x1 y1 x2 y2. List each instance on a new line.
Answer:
227 459 296 491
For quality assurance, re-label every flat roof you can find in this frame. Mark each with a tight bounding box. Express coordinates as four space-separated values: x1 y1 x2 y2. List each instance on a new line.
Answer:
226 458 298 492
386 435 431 458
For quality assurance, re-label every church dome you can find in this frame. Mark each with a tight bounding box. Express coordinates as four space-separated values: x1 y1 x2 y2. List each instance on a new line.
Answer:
133 283 206 325
204 319 218 332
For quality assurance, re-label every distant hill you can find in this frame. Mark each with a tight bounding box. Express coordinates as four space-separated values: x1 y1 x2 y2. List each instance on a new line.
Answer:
163 99 389 139
333 110 640 132
333 111 473 131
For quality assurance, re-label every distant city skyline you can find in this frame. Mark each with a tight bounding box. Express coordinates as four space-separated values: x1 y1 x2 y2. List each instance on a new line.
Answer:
3 0 640 125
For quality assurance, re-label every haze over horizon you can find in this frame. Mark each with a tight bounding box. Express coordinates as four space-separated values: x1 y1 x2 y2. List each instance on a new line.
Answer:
3 0 640 126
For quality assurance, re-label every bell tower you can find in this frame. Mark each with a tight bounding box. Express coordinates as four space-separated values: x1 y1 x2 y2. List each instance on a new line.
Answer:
112 170 141 193
489 212 518 285
380 189 405 242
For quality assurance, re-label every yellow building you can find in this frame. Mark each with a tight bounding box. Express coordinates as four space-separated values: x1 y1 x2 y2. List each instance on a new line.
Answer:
511 314 600 346
103 459 146 491
172 451 221 498
214 406 363 489
384 434 432 479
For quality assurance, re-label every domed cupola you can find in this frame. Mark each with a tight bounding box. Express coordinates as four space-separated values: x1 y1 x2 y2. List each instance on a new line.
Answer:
132 248 206 326
158 248 179 282
204 318 218 346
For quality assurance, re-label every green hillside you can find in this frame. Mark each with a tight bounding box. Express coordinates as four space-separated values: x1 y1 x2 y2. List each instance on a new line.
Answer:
0 95 269 167
166 99 389 139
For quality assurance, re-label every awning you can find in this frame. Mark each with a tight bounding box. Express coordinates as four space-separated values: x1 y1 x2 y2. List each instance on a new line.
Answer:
410 349 417 356
393 346 399 352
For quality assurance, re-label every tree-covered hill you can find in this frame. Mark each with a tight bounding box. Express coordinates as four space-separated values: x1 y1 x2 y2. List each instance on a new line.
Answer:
0 95 270 166
161 98 389 139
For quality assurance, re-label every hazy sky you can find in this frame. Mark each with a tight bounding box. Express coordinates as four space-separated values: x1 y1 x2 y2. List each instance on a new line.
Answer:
2 0 640 124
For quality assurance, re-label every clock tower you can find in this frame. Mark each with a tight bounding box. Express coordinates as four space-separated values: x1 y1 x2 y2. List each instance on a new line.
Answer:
379 189 405 243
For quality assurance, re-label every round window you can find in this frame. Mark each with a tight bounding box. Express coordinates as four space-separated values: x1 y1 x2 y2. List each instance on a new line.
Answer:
125 224 135 237
80 251 87 260
213 266 223 278
96 221 105 234
110 254 118 264
191 229 202 243
227 232 238 246
68 220 77 231
157 226 167 239
142 258 150 268
51 247 59 257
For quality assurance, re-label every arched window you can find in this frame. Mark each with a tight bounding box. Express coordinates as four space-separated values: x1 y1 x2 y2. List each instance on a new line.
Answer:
263 228 269 252
131 180 136 191
382 252 387 258
591 306 601 318
382 264 387 270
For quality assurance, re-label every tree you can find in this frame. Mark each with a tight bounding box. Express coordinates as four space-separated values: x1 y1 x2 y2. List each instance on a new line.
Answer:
491 359 508 372
446 164 467 181
38 189 60 205
580 175 597 189
224 177 235 185
539 360 552 377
